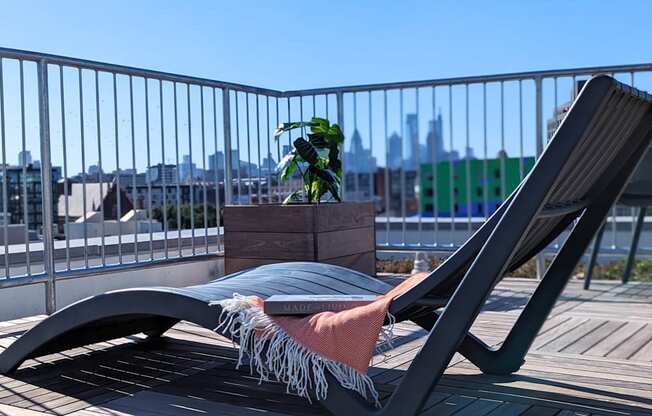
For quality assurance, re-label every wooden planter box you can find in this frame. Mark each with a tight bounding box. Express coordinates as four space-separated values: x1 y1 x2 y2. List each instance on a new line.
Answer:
224 202 376 275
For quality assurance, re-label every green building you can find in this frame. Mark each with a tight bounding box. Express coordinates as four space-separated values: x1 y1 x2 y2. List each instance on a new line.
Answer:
420 155 535 217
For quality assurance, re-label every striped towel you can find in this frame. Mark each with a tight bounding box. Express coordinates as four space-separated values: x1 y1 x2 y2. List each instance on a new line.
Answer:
212 272 428 406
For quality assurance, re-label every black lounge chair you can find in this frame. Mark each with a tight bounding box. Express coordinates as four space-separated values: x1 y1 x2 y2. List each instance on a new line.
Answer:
2 75 652 416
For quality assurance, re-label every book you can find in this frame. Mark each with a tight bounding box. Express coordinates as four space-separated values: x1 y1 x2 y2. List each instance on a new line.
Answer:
263 295 377 315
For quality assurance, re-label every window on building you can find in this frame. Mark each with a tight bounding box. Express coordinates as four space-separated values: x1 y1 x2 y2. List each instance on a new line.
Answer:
476 187 483 197
494 168 500 178
495 187 501 197
425 203 433 212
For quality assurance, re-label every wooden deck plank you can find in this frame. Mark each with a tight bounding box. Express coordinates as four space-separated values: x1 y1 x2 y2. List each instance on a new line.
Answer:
0 278 649 416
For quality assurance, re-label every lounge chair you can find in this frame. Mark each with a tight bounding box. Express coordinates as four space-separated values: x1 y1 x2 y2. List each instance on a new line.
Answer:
1 75 652 416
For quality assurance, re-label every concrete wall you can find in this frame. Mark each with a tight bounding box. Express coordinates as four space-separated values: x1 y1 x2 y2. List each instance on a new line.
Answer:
0 257 224 321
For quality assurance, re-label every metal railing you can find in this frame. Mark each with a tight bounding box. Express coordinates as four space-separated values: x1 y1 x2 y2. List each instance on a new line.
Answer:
0 46 650 313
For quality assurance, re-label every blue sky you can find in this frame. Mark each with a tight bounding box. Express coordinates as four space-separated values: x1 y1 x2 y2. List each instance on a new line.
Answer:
2 1 651 90
0 1 651 174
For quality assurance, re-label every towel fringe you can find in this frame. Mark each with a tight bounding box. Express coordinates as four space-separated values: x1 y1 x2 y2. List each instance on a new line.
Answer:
210 293 394 407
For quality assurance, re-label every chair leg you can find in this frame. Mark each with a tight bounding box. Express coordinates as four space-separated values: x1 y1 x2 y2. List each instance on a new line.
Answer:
585 223 605 290
623 206 646 284
418 206 612 375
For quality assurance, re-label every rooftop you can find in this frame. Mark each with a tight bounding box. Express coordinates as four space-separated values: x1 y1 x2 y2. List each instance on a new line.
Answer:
1 277 650 416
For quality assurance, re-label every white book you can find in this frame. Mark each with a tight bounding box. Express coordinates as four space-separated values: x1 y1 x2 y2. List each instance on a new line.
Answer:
263 294 377 315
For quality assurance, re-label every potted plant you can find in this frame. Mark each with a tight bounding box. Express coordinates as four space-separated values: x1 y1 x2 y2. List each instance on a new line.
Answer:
223 117 376 275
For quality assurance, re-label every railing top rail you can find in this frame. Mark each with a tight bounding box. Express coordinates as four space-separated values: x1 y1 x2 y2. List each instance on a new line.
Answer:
0 46 283 96
282 63 652 96
2 46 651 98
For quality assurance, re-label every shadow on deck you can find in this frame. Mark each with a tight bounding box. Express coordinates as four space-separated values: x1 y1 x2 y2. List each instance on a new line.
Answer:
0 278 650 416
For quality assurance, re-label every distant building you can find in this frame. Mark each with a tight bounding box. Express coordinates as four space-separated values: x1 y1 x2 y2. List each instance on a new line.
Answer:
146 163 178 184
179 155 198 183
343 129 377 201
374 169 419 216
260 152 277 176
387 133 402 169
425 114 445 163
547 80 587 141
18 151 32 167
58 181 163 239
419 155 535 217
0 163 61 232
405 114 419 170
345 129 376 173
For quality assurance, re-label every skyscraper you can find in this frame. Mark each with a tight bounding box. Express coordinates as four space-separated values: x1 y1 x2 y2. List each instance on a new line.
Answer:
404 114 418 170
425 113 445 163
18 151 32 166
345 129 376 173
388 133 402 169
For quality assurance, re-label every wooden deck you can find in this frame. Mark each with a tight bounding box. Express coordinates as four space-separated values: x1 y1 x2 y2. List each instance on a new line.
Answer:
0 278 651 415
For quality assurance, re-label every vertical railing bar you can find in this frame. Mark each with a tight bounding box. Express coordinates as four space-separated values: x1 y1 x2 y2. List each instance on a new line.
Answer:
78 69 88 268
186 84 195 256
336 92 344 198
0 59 8 278
482 83 488 221
95 70 106 266
630 72 636 244
266 96 272 203
399 88 406 244
552 76 560 250
535 77 544 157
353 92 359 199
415 88 422 244
608 73 617 251
287 97 293 198
368 91 373 202
200 87 208 254
159 80 169 259
275 97 280 202
255 94 262 205
383 90 390 245
245 93 252 204
465 84 472 237
432 86 439 245
518 80 524 180
129 75 138 263
37 59 56 313
212 88 222 251
19 61 31 275
299 96 304 199
112 73 122 265
325 94 329 120
212 88 226 252
448 85 455 242
312 95 316 118
500 81 507 201
499 81 506 200
145 79 153 260
553 77 558 145
222 88 233 206
173 82 182 258
235 92 242 202
59 65 70 271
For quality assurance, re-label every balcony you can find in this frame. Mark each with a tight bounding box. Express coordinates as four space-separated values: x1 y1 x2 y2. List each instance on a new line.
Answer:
0 47 650 415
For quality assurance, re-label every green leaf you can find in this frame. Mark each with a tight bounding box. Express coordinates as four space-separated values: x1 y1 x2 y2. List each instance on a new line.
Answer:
274 121 320 138
283 190 303 204
293 137 319 165
307 133 328 148
276 150 297 182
